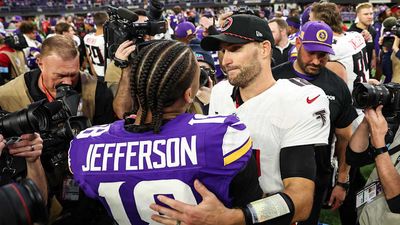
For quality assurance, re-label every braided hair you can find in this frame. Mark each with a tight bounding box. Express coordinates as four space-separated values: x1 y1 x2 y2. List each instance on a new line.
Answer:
128 40 197 133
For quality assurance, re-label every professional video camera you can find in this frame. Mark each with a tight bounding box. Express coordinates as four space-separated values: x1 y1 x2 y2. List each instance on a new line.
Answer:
4 33 28 51
0 84 91 171
382 17 400 48
104 0 167 59
0 179 47 225
352 82 400 143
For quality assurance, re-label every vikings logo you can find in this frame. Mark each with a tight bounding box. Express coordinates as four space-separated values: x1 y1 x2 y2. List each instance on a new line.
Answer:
316 30 328 42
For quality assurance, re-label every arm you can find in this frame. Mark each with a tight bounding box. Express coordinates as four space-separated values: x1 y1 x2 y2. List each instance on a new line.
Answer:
112 40 136 119
7 133 48 204
365 106 400 200
325 61 347 83
328 125 352 210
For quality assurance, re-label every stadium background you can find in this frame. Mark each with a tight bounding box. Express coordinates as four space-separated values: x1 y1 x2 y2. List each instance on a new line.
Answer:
1 0 397 224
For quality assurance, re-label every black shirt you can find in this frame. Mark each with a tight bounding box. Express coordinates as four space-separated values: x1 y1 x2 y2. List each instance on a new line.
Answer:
272 62 358 177
272 43 294 67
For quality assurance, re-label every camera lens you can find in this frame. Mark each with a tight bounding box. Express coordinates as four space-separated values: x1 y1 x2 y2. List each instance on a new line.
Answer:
0 179 47 225
352 83 390 109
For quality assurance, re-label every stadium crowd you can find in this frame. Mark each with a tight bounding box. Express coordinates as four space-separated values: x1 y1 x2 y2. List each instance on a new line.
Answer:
0 1 399 225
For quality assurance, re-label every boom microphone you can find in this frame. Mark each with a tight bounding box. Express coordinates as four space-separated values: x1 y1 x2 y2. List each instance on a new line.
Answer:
117 7 138 22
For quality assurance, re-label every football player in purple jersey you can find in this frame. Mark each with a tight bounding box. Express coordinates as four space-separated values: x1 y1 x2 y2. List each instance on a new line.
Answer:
69 40 262 225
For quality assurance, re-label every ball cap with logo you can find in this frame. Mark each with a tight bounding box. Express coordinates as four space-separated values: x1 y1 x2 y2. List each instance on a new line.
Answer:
200 14 274 51
300 21 335 55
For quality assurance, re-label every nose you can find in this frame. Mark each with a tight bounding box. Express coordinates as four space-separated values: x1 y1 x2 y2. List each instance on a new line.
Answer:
61 77 73 85
222 51 232 68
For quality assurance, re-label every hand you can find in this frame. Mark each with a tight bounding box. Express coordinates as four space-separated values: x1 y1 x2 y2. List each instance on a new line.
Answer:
393 36 400 52
114 40 136 61
328 185 347 211
196 77 214 105
218 12 234 28
199 16 213 29
7 133 43 163
361 30 372 43
0 134 5 157
364 106 388 148
150 179 239 225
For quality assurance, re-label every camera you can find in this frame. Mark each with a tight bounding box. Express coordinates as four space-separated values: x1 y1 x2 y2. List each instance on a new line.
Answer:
382 18 400 48
104 0 167 59
0 179 47 225
0 84 91 171
4 33 28 51
352 82 400 143
0 84 90 139
200 67 215 87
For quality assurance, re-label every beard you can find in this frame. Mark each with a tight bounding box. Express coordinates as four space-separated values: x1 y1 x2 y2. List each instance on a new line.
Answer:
226 61 261 88
297 47 323 75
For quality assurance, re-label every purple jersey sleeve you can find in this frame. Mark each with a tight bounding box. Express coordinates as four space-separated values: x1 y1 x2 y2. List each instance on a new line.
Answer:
69 113 252 225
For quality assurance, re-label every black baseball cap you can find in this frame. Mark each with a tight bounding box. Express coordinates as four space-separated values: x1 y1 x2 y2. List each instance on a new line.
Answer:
201 14 274 51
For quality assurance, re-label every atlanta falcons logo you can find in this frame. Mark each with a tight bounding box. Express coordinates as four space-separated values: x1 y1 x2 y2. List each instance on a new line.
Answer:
313 109 327 127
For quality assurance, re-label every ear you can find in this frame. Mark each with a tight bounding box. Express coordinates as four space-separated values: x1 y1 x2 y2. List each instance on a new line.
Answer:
36 56 44 70
261 40 272 58
295 37 301 51
183 87 194 104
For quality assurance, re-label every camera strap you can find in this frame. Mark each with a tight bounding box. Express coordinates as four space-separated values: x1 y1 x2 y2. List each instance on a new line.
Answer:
0 151 16 185
40 75 55 102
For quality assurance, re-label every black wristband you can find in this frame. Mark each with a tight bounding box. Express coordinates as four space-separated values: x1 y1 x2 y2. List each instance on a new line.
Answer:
336 181 350 192
113 57 129 68
387 194 400 213
241 207 253 225
369 146 388 159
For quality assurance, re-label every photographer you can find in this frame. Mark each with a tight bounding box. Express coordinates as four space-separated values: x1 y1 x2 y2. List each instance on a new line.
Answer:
0 133 47 204
0 32 29 85
346 105 400 225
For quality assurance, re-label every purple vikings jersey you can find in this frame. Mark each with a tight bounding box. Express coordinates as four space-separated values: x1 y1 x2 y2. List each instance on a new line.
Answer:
69 113 253 225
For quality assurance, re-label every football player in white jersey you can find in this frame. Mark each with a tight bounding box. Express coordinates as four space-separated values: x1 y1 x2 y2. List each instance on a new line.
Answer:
83 11 109 81
151 14 330 225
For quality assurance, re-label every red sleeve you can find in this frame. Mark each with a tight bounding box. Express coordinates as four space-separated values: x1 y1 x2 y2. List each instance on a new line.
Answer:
0 53 11 67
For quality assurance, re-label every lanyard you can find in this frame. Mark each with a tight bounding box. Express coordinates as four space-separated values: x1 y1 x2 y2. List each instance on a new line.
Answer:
40 75 55 102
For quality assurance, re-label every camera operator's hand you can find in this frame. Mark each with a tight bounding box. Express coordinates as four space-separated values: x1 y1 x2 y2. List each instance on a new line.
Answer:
199 16 214 29
196 77 214 105
115 40 136 63
393 35 400 53
0 134 5 157
364 105 388 148
7 133 43 163
218 12 234 28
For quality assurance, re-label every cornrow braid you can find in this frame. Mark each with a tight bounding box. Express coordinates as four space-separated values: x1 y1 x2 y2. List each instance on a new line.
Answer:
129 40 197 133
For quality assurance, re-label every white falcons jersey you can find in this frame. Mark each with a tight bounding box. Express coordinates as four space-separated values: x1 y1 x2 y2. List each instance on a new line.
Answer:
209 78 330 194
84 33 106 77
330 32 369 92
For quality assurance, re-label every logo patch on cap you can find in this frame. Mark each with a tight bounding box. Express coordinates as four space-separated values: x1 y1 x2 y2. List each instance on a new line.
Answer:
255 31 263 37
221 17 233 32
195 53 205 61
316 30 328 42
